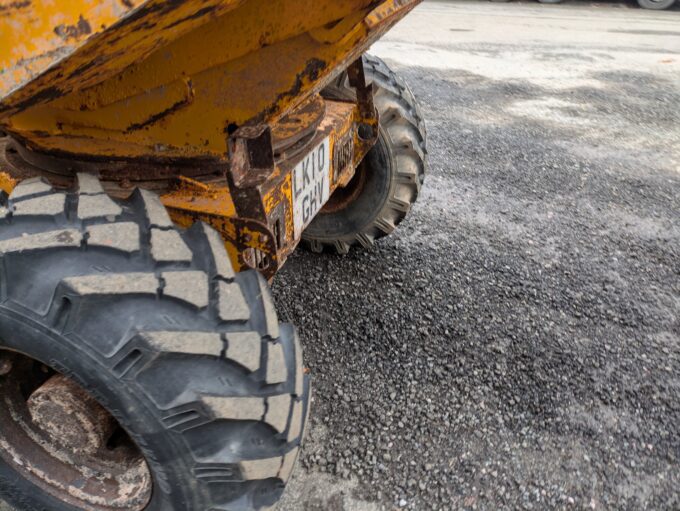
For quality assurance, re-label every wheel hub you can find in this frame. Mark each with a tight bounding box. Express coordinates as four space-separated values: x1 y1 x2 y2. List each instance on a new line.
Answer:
27 374 117 456
0 350 153 510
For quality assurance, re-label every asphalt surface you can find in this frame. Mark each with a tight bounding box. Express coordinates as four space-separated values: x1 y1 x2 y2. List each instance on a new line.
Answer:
2 1 679 511
275 2 680 510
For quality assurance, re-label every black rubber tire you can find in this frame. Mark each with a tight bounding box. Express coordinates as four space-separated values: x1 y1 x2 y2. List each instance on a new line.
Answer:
302 54 427 254
637 0 676 9
0 174 309 511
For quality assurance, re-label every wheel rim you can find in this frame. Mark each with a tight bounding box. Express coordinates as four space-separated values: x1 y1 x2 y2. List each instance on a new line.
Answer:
318 130 391 216
0 349 153 510
319 157 370 214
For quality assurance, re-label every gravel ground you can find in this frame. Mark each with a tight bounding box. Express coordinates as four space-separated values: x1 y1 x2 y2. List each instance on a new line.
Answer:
275 2 680 510
2 2 679 511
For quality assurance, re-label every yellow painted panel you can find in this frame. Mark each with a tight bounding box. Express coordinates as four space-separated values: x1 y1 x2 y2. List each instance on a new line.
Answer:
1 0 420 161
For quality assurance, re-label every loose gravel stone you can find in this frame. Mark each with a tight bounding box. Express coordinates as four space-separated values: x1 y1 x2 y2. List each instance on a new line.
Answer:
273 3 680 510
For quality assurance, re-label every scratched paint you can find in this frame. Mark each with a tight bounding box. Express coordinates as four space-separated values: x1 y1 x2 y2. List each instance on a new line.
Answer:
0 0 420 161
0 0 421 278
0 0 140 98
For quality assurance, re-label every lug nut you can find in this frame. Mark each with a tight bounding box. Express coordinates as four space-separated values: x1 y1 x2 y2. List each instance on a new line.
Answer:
0 357 13 376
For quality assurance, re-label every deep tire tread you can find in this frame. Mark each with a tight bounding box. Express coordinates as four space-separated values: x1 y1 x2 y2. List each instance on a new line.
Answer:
0 173 309 511
307 54 427 253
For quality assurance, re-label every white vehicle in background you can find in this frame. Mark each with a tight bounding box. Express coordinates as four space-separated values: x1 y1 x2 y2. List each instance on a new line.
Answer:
538 0 677 10
633 0 676 8
494 0 678 11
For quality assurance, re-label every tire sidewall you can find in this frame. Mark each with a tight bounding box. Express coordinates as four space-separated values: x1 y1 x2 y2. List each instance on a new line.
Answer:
0 307 201 511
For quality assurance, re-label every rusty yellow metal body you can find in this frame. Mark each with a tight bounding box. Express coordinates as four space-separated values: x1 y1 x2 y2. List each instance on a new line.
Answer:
0 0 421 276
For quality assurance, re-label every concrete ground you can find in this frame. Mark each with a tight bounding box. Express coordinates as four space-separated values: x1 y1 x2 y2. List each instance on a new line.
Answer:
275 1 680 510
2 1 679 511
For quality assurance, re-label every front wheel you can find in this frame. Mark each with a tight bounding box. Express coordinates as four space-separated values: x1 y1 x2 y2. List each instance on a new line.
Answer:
0 173 310 511
303 54 427 254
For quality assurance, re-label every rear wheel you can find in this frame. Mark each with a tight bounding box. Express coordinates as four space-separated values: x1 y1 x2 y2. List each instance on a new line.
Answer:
0 174 309 511
303 54 427 254
637 0 676 9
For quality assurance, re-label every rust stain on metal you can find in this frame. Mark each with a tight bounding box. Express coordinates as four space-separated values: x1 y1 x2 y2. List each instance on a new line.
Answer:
0 0 419 161
0 0 420 278
126 79 195 132
54 15 92 41
0 1 31 13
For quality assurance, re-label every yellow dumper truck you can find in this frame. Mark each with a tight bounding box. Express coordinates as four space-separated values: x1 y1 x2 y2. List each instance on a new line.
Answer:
0 1 426 509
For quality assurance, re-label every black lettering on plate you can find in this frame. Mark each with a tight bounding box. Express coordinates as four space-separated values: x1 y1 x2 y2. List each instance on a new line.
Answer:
302 158 311 187
302 194 310 223
318 143 325 173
